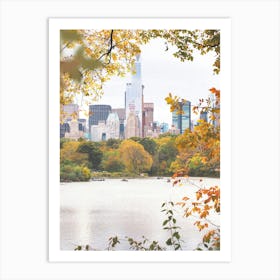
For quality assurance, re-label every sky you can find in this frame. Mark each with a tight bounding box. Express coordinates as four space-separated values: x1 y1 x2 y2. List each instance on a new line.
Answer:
82 38 220 126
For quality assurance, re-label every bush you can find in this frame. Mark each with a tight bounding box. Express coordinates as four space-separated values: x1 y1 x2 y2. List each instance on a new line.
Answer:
60 162 91 182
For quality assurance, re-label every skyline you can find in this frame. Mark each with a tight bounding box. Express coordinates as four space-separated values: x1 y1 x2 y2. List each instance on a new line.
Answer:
80 38 220 126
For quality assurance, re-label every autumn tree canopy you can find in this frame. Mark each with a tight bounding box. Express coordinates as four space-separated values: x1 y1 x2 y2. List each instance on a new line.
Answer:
119 140 153 175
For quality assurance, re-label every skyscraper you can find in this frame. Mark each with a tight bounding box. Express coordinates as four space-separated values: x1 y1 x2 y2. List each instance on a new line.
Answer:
89 104 112 135
125 112 140 139
143 102 154 137
125 54 144 137
112 108 125 139
172 101 191 134
106 112 120 139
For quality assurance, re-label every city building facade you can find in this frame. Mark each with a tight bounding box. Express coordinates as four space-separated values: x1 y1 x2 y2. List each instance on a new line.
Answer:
143 102 154 137
89 104 112 130
172 101 191 134
125 112 140 139
64 120 84 140
106 112 120 139
112 108 126 139
90 121 107 142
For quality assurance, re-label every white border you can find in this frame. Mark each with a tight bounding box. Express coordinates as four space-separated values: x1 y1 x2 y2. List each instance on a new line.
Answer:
49 18 231 262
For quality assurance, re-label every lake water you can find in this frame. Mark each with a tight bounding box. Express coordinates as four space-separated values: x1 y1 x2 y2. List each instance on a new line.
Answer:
60 177 220 250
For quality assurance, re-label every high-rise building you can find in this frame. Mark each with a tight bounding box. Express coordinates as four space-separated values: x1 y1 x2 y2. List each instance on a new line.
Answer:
172 101 191 134
60 123 70 138
112 108 125 139
60 104 85 139
125 112 140 139
64 120 84 140
78 118 87 132
143 102 154 137
106 112 120 139
91 121 107 142
89 104 112 136
125 55 144 137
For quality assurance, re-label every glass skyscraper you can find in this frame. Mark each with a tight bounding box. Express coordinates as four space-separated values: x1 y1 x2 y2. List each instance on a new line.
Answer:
172 101 191 134
125 54 143 137
89 104 112 127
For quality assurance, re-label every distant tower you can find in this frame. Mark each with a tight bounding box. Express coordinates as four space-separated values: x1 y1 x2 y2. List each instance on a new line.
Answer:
143 103 154 137
125 112 140 139
106 112 120 139
172 101 191 134
125 55 144 137
112 108 126 139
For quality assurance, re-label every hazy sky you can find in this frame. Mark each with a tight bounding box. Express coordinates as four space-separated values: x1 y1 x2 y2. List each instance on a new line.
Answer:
86 38 220 126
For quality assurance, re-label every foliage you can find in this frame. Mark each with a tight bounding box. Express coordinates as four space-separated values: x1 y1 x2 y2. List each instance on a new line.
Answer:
138 137 157 155
101 150 125 172
174 178 220 250
172 120 220 177
60 162 91 182
161 201 183 250
60 141 88 166
106 138 121 149
60 137 70 149
60 29 143 108
129 137 157 155
150 136 178 176
119 140 153 174
77 141 103 170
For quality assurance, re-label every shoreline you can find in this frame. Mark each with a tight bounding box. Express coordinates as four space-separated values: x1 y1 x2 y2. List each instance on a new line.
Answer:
60 176 220 184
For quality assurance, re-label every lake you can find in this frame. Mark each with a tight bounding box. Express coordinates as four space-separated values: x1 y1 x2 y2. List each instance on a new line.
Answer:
60 177 220 250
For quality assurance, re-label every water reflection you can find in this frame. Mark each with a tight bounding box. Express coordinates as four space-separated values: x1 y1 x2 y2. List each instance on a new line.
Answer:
60 178 220 250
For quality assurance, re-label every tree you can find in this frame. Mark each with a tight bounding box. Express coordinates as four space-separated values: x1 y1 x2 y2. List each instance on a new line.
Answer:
119 140 153 175
174 120 220 177
129 137 157 156
139 138 157 155
101 150 125 172
77 142 103 170
60 163 91 182
106 138 121 149
60 141 88 166
150 136 178 176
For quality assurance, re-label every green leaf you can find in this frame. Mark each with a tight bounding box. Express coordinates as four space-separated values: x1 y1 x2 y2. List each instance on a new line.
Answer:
173 232 180 240
166 238 172 246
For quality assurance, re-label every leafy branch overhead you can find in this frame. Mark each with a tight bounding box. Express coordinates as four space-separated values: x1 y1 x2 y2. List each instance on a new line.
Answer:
140 29 220 74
